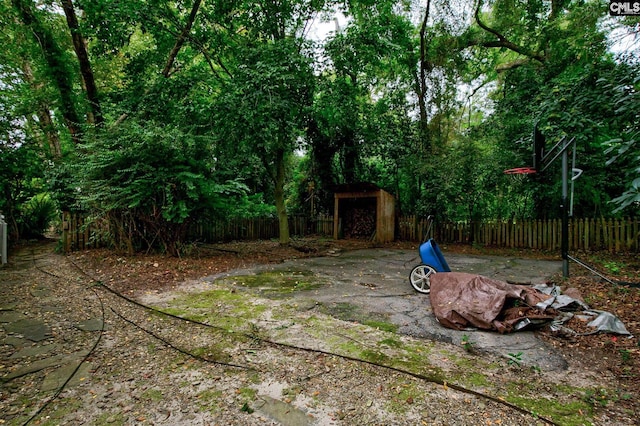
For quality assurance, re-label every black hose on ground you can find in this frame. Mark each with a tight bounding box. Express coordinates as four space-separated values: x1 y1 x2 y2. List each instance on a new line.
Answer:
22 257 106 426
67 256 558 425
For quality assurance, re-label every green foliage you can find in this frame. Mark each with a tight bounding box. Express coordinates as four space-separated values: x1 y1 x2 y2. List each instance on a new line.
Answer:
601 56 640 214
215 39 315 157
0 141 48 242
468 42 635 219
2 0 637 255
461 334 474 352
19 193 57 238
75 122 247 254
508 351 523 367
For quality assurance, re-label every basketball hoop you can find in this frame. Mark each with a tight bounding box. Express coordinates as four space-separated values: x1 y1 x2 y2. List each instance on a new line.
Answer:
504 167 537 175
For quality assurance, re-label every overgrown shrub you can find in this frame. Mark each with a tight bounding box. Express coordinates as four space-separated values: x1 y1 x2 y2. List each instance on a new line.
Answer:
74 122 248 255
18 193 58 238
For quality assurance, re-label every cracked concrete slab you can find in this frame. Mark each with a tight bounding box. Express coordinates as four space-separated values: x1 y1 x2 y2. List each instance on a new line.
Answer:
210 248 566 371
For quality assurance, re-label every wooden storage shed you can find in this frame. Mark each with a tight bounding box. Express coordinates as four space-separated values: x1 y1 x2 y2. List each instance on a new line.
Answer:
333 183 395 243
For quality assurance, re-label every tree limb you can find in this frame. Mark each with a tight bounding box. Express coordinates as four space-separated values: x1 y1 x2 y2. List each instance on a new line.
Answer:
495 58 532 72
184 33 234 80
115 0 202 126
12 0 82 143
162 0 203 77
473 0 545 64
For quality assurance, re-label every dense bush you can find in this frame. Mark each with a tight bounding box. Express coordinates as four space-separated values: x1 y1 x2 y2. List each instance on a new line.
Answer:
74 122 248 255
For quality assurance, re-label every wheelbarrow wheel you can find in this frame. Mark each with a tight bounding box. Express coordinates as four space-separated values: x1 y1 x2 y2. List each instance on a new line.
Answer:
409 264 436 294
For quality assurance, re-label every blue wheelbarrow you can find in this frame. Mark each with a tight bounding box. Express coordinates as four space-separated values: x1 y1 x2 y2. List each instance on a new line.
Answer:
409 217 451 294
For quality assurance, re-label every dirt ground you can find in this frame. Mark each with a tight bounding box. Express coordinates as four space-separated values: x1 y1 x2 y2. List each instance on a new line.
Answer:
1 237 639 425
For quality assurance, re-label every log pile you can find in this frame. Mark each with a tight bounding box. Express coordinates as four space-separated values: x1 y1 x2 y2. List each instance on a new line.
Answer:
344 208 375 238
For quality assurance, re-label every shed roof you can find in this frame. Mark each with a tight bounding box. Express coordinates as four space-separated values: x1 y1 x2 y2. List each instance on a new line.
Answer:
332 182 385 194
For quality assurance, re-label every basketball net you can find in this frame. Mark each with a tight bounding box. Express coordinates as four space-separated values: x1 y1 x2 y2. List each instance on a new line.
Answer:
504 167 536 184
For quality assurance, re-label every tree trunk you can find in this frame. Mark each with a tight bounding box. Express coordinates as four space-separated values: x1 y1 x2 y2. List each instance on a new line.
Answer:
60 0 103 125
21 61 62 157
12 0 82 144
273 148 290 245
417 0 433 152
340 129 358 183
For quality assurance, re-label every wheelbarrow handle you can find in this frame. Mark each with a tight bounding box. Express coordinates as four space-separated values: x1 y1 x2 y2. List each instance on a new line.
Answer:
424 215 434 243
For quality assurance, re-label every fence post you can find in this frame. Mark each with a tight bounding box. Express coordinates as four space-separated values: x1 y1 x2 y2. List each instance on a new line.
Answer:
1 214 7 265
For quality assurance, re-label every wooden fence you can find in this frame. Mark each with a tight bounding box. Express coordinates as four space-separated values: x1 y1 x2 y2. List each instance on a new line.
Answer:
62 212 99 253
61 213 336 252
186 215 334 242
398 216 640 252
62 212 639 253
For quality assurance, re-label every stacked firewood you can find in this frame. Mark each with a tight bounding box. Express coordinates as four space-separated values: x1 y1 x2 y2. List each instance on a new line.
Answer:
344 208 375 238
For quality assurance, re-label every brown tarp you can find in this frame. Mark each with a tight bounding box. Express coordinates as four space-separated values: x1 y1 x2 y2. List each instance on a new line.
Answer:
429 272 556 333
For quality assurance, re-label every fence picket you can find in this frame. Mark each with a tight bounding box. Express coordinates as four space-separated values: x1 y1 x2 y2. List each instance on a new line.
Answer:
61 213 639 253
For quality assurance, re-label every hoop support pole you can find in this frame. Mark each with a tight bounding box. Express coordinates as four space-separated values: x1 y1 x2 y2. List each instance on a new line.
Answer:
561 140 569 278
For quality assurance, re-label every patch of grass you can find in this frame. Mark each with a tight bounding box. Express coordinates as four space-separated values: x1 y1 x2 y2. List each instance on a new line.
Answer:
168 289 245 308
360 349 389 364
237 387 257 400
582 387 619 407
461 372 489 387
141 388 163 402
226 270 325 295
282 385 301 402
33 397 83 425
379 337 402 348
362 319 398 333
443 351 499 388
190 345 236 364
385 380 419 414
620 348 632 363
603 260 625 275
160 288 268 332
197 389 223 410
503 381 599 424
316 301 360 321
315 302 395 333
505 394 593 425
94 412 125 425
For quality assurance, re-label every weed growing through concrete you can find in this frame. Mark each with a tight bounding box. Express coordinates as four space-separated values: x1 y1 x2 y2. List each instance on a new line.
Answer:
507 352 523 367
461 334 474 352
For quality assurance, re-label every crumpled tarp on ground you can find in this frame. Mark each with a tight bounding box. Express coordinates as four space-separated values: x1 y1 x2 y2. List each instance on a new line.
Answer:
429 272 632 336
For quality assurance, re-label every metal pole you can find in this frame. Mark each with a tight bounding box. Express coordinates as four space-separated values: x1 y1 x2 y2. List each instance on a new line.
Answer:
1 214 7 265
561 144 569 278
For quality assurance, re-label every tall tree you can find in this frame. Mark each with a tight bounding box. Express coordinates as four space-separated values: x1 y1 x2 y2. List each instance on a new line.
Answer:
310 1 416 189
215 40 315 244
10 0 83 143
450 0 636 218
207 0 328 244
60 0 103 125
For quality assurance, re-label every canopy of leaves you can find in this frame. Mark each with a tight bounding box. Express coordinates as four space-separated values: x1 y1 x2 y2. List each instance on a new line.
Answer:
0 0 637 254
